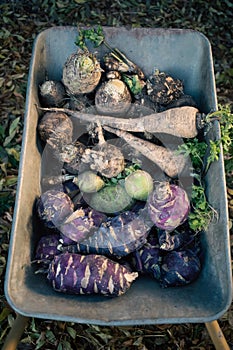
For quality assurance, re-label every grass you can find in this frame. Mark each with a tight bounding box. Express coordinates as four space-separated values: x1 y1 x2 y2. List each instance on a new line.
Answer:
0 1 233 349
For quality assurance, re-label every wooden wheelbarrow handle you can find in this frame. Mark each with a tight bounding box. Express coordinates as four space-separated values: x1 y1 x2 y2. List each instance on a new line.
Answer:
2 314 29 350
205 321 230 350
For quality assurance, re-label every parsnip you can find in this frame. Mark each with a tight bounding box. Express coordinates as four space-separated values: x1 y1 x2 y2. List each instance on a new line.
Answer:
103 126 187 178
37 106 202 138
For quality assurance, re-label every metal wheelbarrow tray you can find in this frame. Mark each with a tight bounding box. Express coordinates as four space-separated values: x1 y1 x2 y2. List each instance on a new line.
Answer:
5 27 232 325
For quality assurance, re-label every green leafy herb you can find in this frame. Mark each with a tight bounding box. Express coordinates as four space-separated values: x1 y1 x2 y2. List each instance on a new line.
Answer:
188 182 216 232
204 139 221 174
177 138 207 170
103 162 141 186
122 74 145 95
75 25 105 50
177 104 233 231
206 104 233 153
177 137 220 232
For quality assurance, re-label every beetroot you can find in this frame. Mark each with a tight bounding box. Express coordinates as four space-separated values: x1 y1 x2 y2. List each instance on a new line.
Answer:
160 250 201 287
47 253 138 296
148 182 190 232
36 189 74 229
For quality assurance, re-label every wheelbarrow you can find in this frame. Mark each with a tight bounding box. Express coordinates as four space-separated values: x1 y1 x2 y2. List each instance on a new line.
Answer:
3 27 232 349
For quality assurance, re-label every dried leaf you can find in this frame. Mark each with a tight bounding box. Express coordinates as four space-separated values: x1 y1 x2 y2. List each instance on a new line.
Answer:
0 307 11 323
133 336 143 346
66 326 77 340
3 117 20 147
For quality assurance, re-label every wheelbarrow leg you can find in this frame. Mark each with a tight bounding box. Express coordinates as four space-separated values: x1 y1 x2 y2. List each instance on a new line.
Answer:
205 320 230 350
2 314 29 350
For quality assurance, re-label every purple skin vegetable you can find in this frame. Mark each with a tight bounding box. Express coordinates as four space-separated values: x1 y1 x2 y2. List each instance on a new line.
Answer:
132 243 161 280
160 250 201 287
47 253 138 296
59 207 107 243
148 182 190 232
73 210 151 258
157 228 194 251
34 234 61 263
60 207 107 245
36 189 74 230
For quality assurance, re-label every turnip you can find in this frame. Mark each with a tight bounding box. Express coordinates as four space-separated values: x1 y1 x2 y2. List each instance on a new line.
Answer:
62 49 102 95
47 253 138 296
157 226 195 251
132 243 161 280
38 112 73 150
59 207 106 243
39 80 66 107
34 234 61 263
124 170 154 201
148 182 190 231
74 170 105 193
90 184 135 214
59 208 93 243
95 79 132 116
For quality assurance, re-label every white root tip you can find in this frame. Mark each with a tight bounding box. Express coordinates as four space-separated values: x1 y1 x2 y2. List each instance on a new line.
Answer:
124 272 139 283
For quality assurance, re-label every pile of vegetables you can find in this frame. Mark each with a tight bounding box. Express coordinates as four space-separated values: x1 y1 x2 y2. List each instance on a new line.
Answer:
33 26 220 297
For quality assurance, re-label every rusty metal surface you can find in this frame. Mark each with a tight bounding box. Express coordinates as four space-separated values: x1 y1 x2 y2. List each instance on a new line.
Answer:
4 27 232 325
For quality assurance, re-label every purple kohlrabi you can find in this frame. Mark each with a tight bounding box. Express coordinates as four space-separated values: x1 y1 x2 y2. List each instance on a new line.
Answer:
36 189 74 230
148 182 190 232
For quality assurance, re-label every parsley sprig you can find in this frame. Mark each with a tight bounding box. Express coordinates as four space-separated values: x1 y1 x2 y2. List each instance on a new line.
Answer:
75 26 105 50
177 104 233 232
188 180 217 232
103 163 141 187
